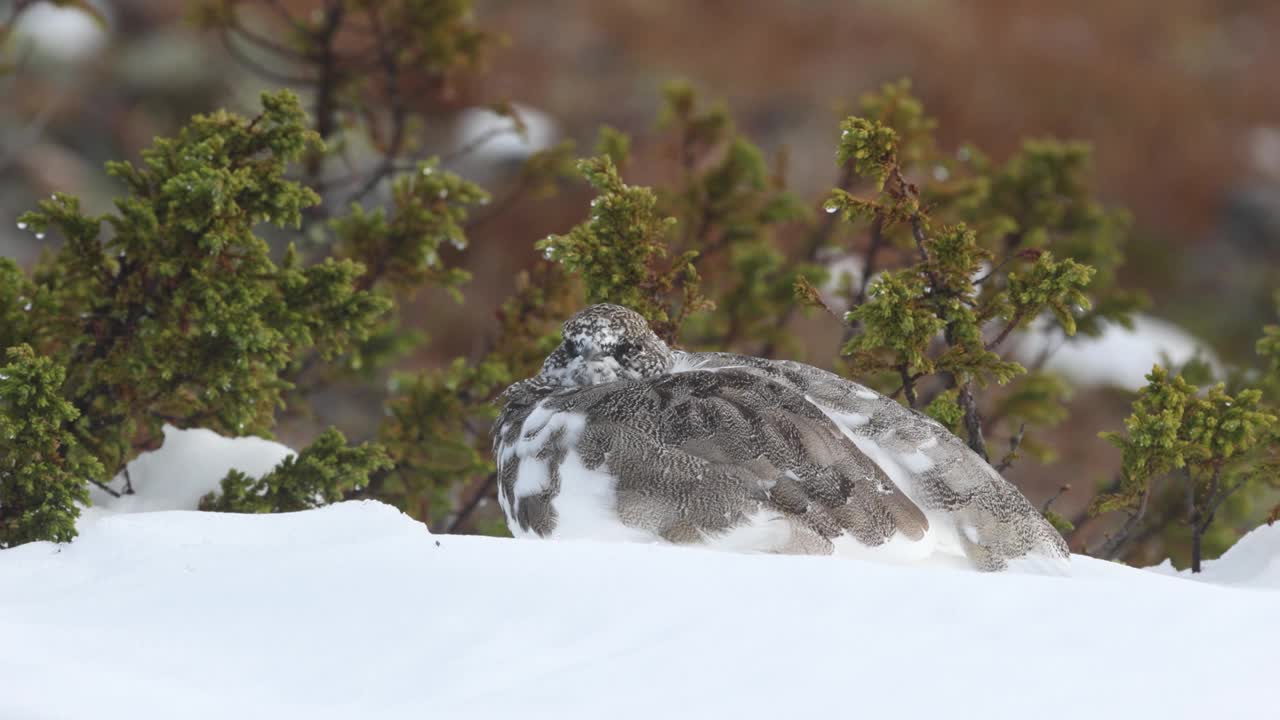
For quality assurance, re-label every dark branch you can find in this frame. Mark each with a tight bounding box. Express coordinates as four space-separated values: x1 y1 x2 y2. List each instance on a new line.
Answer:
89 477 121 499
219 29 312 85
898 364 918 407
344 4 409 207
1095 483 1151 560
853 213 886 309
760 162 858 357
985 308 1029 352
994 423 1026 473
444 473 496 534
1040 482 1071 514
957 383 988 460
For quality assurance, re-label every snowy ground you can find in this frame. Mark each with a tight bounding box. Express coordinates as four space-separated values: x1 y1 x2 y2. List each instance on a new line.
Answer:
2 429 1276 719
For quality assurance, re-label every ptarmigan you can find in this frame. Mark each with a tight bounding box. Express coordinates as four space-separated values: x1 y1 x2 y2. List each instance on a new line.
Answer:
494 303 1070 572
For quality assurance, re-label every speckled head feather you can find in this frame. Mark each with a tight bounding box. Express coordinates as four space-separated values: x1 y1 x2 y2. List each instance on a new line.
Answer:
538 304 674 387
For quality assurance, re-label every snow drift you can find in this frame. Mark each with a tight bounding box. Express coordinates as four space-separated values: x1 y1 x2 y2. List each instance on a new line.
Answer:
2 501 1277 719
1 428 1276 719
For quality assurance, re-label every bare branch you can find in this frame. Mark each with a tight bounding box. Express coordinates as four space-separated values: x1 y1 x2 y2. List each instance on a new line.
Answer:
957 383 988 460
898 364 918 407
760 162 858 357
853 213 886 309
994 423 1026 473
1201 473 1248 532
1040 482 1071 514
443 472 496 534
986 308 1030 352
219 28 312 85
438 125 520 168
88 477 121 499
344 4 409 207
1094 483 1150 560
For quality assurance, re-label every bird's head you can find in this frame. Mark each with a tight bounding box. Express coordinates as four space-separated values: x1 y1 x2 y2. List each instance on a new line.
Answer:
538 304 674 387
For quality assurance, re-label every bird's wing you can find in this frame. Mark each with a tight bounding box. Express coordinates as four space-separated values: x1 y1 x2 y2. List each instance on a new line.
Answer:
672 352 1071 571
495 369 932 556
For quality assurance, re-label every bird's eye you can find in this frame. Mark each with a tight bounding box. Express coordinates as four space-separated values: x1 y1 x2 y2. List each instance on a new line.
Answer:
562 338 578 355
615 341 635 357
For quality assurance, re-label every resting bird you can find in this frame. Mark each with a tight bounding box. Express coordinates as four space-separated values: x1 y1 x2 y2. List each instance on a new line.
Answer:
494 304 1070 572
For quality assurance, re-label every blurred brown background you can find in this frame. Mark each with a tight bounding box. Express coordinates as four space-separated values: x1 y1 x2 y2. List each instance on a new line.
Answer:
4 0 1279 557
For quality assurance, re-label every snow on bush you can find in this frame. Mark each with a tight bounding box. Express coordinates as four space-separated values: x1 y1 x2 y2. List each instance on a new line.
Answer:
1009 313 1219 391
84 425 294 518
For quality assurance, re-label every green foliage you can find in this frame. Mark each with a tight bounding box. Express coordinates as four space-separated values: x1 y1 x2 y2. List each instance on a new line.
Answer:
649 83 811 350
1044 510 1076 535
924 390 963 433
320 160 489 375
0 92 392 545
366 255 577 530
376 358 508 523
1096 366 1279 569
836 117 899 188
537 156 708 341
16 92 386 465
853 79 938 166
940 138 1141 337
200 427 391 513
594 125 632 168
1002 252 1094 335
0 259 35 353
519 140 582 199
331 160 488 296
845 271 945 377
1258 291 1280 389
0 346 103 547
659 80 732 149
812 81 1137 460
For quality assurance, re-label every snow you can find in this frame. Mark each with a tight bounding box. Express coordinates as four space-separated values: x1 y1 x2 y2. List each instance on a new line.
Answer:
2 432 1276 719
11 1 110 63
451 103 558 161
1 503 1275 719
84 425 293 518
1009 313 1219 391
1148 522 1280 589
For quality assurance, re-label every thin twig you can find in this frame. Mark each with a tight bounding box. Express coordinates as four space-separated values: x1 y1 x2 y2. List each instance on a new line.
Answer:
1094 483 1150 560
888 371 925 401
89 478 121 499
304 0 346 188
972 251 1022 286
985 308 1029 352
228 11 312 61
1040 483 1071 514
1201 473 1247 530
444 472 496 534
439 125 520 168
219 28 312 85
344 4 408 207
0 76 69 173
957 384 988 460
853 213 886 309
760 162 858 357
994 423 1026 473
898 364 918 407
